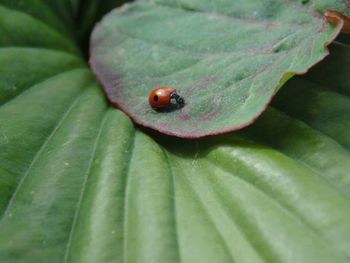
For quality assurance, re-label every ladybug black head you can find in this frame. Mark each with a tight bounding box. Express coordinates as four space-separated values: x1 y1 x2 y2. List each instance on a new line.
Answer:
170 93 185 108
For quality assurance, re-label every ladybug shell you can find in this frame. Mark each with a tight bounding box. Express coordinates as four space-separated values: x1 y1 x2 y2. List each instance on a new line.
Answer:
149 86 176 109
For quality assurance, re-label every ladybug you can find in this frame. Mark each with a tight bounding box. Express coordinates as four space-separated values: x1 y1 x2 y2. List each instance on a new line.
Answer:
148 86 185 110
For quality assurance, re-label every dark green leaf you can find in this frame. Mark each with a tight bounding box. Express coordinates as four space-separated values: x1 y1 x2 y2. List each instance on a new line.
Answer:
1 1 350 263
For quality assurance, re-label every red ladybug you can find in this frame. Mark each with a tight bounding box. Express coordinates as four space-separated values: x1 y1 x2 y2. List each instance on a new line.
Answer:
148 86 185 110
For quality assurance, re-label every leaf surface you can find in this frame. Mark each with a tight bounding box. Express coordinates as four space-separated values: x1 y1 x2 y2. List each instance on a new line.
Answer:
90 0 349 137
1 1 350 263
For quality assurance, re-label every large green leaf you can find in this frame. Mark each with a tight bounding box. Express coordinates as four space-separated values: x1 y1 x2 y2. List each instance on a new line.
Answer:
73 0 131 56
1 1 350 263
90 0 349 138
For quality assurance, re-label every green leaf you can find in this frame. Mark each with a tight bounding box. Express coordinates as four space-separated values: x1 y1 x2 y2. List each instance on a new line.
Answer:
1 1 350 263
306 41 350 96
90 0 348 138
74 0 131 56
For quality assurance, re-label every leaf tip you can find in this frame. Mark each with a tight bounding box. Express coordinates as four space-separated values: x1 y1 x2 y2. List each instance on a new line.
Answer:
324 10 350 33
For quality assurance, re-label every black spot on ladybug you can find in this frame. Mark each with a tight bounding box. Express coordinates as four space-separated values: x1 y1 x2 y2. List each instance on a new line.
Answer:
153 95 158 101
